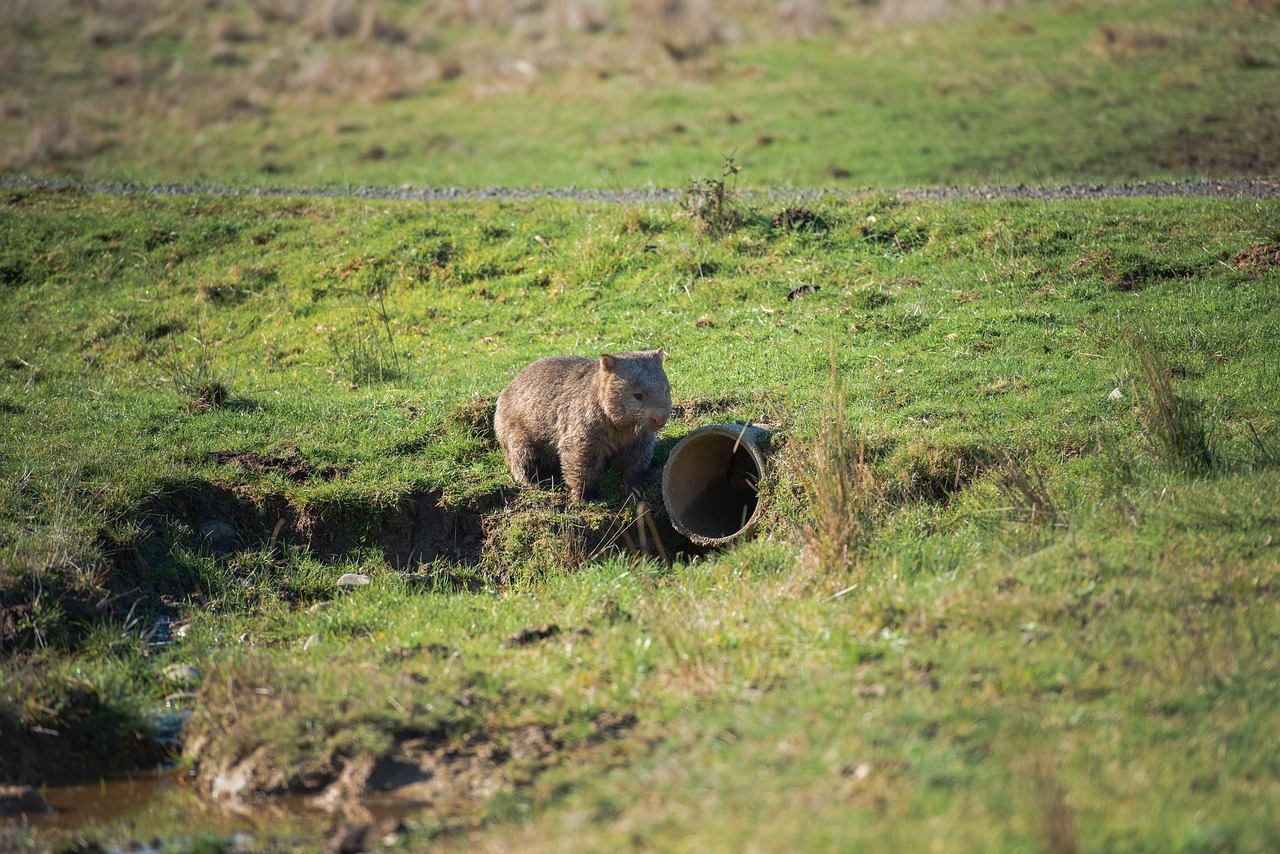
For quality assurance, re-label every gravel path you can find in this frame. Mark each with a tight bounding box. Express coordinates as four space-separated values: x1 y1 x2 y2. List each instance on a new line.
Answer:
2 175 1278 203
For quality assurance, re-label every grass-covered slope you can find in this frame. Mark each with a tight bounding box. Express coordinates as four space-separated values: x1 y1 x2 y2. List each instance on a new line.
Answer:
2 186 1279 850
2 0 1278 188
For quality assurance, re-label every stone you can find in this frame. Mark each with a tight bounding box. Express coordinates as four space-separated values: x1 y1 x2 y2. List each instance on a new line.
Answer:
162 663 202 686
337 573 371 589
197 519 242 555
0 784 50 816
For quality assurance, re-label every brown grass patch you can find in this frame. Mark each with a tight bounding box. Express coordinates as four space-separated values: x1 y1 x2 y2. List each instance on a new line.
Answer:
630 0 730 62
1097 25 1171 55
1232 242 1280 276
23 110 98 166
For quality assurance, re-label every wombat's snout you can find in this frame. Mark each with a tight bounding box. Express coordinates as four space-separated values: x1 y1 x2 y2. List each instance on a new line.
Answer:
648 412 668 432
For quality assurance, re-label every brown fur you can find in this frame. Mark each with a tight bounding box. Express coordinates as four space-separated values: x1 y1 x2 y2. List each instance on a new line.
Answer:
494 349 671 500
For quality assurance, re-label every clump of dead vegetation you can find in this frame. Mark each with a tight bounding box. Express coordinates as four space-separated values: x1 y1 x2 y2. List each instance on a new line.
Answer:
799 360 883 576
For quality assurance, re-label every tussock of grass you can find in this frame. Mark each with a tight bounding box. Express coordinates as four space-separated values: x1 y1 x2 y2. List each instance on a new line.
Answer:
1132 335 1219 473
800 358 882 578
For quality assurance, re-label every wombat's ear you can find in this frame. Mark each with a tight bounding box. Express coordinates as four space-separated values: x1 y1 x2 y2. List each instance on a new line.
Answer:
654 347 665 361
599 354 617 371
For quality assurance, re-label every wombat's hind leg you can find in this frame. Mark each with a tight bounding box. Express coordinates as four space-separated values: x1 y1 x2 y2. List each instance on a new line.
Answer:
562 446 606 502
504 443 542 488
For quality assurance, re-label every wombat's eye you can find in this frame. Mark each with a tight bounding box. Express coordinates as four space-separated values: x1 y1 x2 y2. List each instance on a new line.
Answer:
633 392 644 401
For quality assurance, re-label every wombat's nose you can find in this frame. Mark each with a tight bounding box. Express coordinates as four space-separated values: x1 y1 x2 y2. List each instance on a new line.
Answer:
649 414 668 431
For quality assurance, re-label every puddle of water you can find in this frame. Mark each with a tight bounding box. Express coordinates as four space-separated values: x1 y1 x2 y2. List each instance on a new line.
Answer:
5 771 431 847
10 772 188 830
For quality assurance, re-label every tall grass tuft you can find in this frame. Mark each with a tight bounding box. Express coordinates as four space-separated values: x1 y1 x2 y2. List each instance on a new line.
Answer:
962 413 1061 526
992 450 1062 526
124 319 234 412
802 358 880 575
1133 337 1218 474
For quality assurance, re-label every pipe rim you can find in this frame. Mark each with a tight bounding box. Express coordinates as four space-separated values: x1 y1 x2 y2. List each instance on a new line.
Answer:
661 423 767 547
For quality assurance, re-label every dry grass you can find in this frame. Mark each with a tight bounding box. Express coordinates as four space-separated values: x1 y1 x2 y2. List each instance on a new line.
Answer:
629 0 731 61
23 110 97 166
868 0 1018 27
801 359 882 577
774 0 833 39
989 444 1062 526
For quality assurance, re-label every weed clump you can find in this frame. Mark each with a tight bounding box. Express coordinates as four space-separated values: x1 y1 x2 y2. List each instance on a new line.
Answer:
771 207 826 231
123 318 234 410
187 379 230 413
683 154 745 235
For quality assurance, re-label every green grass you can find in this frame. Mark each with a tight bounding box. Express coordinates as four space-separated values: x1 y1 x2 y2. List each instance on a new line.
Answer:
2 185 1279 850
2 0 1278 187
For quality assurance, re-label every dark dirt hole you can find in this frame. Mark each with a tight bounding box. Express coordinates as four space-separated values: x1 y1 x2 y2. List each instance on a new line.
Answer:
499 623 561 648
207 449 337 482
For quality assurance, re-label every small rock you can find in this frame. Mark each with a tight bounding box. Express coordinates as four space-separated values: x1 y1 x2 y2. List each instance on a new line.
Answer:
0 784 50 817
198 519 242 555
1108 387 1123 401
162 663 202 686
337 573 371 589
376 817 408 847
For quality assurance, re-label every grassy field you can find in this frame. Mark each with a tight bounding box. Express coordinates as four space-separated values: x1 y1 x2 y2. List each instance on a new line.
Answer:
2 0 1278 188
2 0 1280 851
1 183 1278 851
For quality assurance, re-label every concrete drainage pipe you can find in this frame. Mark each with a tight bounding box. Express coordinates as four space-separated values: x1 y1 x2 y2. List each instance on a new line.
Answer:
661 423 769 548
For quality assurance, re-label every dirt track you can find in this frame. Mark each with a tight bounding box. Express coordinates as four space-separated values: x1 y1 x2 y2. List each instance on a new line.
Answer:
2 175 1278 203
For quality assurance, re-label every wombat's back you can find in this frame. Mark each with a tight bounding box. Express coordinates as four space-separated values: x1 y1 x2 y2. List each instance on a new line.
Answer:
493 355 599 443
494 350 671 499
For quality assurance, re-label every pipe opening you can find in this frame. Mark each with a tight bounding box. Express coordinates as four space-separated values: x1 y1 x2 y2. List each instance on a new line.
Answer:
662 424 767 547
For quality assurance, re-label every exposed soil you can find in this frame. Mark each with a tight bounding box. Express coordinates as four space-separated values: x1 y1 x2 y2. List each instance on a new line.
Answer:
1233 241 1280 276
140 478 486 571
206 449 339 482
499 622 562 648
197 707 638 826
0 683 168 788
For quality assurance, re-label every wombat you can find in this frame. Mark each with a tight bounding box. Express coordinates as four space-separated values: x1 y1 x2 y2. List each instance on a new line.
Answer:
494 349 671 501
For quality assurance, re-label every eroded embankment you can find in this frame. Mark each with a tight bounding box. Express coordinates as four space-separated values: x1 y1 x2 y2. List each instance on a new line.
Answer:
143 459 486 571
0 470 489 792
0 437 664 826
